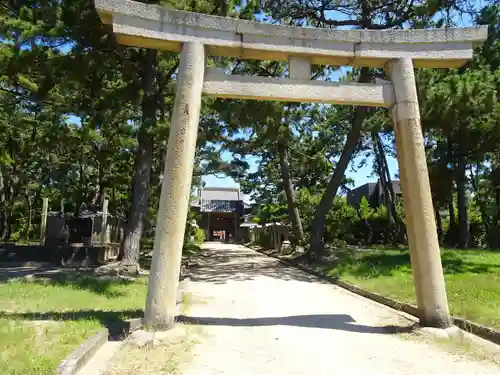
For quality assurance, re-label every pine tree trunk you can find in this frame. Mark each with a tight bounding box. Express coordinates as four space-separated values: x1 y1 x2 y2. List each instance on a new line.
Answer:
25 195 32 241
374 138 389 208
277 139 304 244
478 203 497 248
0 169 13 241
111 184 117 216
119 49 157 265
309 68 371 257
374 134 397 243
435 204 444 245
0 211 7 241
75 161 86 216
91 163 105 209
445 136 457 246
376 135 397 219
376 134 404 244
457 156 469 248
0 168 6 240
4 212 12 241
448 199 456 229
493 191 500 248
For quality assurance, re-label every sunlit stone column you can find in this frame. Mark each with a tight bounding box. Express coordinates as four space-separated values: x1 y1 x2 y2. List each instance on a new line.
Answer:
386 58 451 328
144 42 205 330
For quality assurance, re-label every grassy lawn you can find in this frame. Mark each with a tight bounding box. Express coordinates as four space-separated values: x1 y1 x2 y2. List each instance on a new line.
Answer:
316 248 500 330
0 273 148 375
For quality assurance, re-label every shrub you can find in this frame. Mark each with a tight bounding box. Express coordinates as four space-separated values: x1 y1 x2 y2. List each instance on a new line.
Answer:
194 227 206 245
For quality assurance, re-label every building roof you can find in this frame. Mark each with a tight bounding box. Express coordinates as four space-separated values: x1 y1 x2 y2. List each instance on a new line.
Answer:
201 187 242 202
240 221 259 228
190 187 254 213
350 181 401 195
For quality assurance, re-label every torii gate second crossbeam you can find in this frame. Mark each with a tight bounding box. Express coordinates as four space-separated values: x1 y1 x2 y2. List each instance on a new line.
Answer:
95 0 488 331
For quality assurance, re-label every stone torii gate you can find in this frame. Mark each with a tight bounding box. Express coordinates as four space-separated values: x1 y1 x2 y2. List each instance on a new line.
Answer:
95 0 487 331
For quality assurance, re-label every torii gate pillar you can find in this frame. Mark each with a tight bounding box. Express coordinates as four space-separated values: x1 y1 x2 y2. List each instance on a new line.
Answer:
387 58 451 327
143 42 205 330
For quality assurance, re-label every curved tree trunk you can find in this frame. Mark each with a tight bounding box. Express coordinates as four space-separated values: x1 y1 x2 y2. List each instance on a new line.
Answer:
24 195 32 241
277 138 304 245
0 168 6 240
91 162 105 210
309 67 371 258
0 212 7 240
375 133 404 244
435 204 444 245
445 136 457 246
376 135 397 218
456 155 469 248
4 211 12 241
119 49 157 265
1 169 13 241
374 135 393 242
448 199 456 229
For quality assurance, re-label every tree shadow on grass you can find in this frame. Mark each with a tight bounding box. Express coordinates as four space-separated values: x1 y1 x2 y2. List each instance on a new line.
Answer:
328 250 500 278
50 274 133 298
0 268 134 298
2 309 144 337
139 243 201 270
440 251 500 274
38 273 134 298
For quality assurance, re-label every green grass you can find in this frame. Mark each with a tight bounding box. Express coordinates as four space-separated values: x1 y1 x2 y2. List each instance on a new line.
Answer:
0 273 148 375
317 248 500 330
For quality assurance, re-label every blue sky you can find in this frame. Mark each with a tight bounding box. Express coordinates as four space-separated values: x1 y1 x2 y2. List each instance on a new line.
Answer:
202 147 399 191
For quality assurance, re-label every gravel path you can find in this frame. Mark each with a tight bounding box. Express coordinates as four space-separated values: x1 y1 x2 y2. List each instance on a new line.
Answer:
180 242 499 375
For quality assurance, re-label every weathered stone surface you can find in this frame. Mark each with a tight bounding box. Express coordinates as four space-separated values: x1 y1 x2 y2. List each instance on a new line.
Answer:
128 326 187 348
95 0 487 68
387 58 451 329
418 327 453 341
202 69 395 107
143 42 204 331
288 57 311 80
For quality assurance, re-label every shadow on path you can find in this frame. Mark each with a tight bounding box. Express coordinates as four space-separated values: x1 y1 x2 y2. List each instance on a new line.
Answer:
189 245 320 284
176 313 416 334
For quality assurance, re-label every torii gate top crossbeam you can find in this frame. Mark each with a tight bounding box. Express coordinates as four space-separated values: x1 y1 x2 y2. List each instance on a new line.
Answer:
95 0 487 69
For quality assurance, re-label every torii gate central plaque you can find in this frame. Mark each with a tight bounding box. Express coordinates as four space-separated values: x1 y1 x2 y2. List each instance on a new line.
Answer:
95 0 487 331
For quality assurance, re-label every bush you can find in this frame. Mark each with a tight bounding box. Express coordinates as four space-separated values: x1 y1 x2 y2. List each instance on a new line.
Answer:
194 227 205 245
257 231 271 248
324 197 358 245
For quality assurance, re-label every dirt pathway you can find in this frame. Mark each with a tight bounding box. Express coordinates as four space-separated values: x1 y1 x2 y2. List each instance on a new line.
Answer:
178 242 499 375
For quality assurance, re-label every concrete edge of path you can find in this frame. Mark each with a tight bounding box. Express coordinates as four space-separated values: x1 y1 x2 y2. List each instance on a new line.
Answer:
249 246 500 347
58 328 109 375
57 318 142 375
